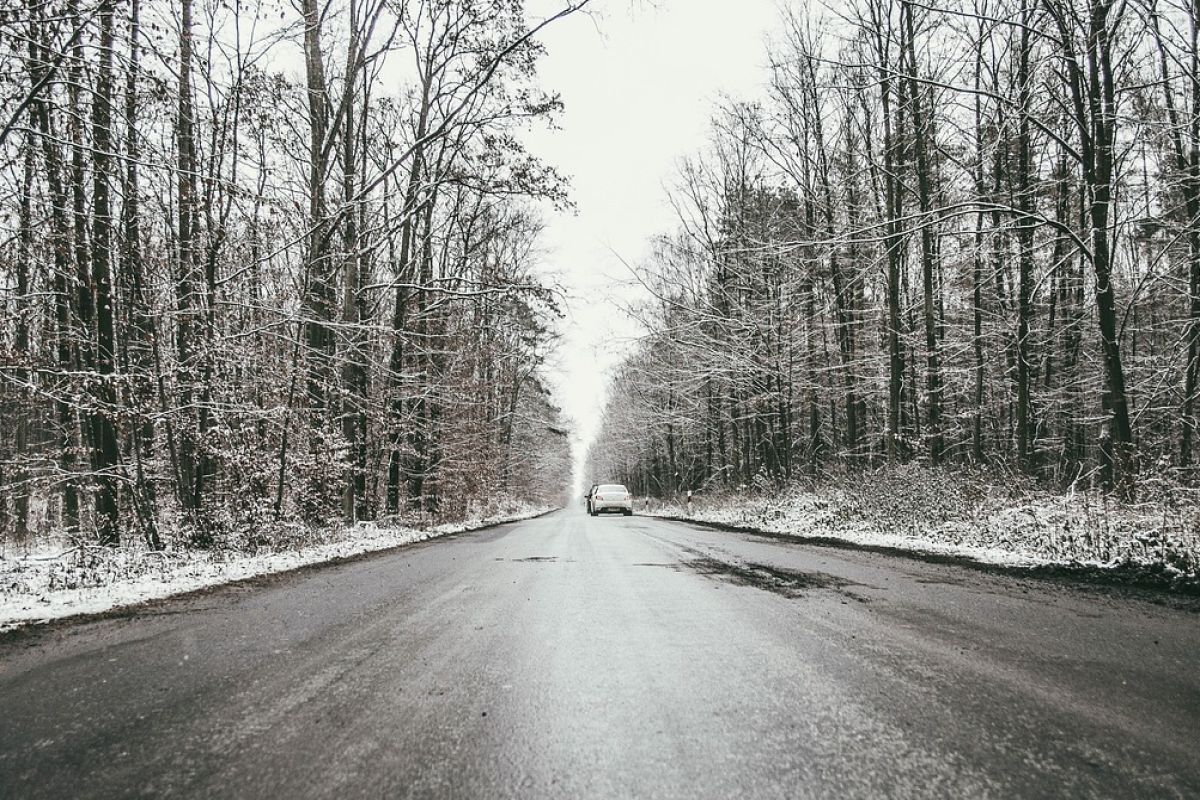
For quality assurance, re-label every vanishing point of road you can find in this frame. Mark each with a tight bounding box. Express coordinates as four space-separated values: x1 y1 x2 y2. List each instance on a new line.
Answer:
1 510 1197 799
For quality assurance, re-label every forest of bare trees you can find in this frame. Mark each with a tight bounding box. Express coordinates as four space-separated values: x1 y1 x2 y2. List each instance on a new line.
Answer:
0 0 582 549
589 0 1200 500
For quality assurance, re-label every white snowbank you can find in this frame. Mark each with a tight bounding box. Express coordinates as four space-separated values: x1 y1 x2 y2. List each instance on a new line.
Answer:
651 499 1046 567
645 467 1200 583
0 504 553 632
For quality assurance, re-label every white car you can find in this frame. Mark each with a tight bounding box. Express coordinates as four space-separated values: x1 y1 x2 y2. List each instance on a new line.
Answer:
589 484 633 516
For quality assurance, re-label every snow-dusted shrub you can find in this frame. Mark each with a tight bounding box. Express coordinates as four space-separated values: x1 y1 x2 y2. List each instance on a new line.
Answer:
831 464 977 534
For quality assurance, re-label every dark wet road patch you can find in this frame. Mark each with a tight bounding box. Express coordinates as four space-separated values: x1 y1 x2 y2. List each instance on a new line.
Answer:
684 557 858 599
914 576 968 586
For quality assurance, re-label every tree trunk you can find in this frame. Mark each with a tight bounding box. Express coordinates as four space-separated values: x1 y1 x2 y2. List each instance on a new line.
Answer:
26 1 80 533
176 0 203 524
90 0 121 545
13 136 34 541
1043 0 1136 488
120 0 161 548
1014 0 1036 473
903 0 944 463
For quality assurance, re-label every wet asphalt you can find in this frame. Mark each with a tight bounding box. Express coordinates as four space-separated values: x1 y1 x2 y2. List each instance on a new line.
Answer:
0 509 1197 799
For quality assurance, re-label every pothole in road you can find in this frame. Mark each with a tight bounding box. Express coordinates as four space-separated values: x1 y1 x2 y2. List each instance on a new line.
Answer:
501 556 571 563
914 576 968 586
683 557 861 600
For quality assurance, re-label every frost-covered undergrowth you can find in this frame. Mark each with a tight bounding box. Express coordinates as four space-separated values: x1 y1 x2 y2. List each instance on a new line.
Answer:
648 465 1200 585
0 501 552 631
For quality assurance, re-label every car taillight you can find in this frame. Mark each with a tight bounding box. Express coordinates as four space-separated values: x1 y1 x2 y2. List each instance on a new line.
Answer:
625 494 631 501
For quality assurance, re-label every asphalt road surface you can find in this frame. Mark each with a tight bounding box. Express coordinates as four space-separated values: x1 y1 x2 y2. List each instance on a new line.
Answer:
1 510 1197 799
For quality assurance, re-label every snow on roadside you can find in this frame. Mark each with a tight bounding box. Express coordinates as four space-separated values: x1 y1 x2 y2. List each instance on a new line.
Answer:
0 503 554 632
643 469 1200 585
649 499 1044 567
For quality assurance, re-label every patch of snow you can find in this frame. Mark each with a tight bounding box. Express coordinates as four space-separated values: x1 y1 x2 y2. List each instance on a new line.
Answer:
0 504 553 632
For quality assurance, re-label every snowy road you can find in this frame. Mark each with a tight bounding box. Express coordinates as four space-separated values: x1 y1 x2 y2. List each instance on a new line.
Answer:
1 509 1197 799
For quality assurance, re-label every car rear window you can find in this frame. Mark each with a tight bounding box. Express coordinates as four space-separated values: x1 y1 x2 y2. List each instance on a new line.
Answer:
598 485 627 493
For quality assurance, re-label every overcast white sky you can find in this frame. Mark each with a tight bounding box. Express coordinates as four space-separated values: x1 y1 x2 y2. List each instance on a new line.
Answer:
523 1 777 488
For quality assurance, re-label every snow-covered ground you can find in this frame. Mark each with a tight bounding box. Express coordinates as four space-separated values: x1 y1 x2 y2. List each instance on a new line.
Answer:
0 503 553 632
645 467 1200 585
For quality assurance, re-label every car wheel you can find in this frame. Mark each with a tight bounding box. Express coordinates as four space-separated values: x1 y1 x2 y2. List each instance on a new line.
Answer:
623 510 633 516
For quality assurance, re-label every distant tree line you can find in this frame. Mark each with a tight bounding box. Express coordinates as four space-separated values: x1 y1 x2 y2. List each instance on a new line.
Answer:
589 0 1200 498
0 0 584 548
